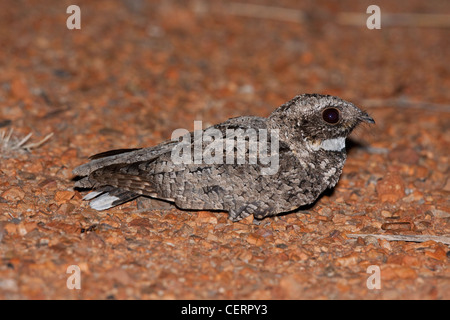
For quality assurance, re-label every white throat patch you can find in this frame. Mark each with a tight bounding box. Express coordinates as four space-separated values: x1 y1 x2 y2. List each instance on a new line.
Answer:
310 137 346 152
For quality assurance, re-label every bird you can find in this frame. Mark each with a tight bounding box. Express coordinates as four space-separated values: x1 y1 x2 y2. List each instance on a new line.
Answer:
73 93 374 222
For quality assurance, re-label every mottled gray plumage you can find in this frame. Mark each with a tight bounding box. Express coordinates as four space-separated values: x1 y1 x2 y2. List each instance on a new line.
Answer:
73 94 374 221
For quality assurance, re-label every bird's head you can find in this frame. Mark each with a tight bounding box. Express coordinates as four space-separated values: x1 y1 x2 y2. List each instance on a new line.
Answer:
268 94 374 151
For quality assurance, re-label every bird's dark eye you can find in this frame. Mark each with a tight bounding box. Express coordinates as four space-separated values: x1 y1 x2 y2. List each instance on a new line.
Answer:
322 108 340 124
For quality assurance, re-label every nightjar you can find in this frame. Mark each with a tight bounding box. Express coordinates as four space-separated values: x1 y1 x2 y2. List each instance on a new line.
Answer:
73 94 374 221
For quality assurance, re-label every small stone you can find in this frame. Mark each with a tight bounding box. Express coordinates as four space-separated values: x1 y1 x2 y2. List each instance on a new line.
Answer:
364 235 379 246
317 207 332 217
382 266 417 280
196 211 218 224
237 250 253 263
381 210 393 218
18 171 36 180
56 203 76 215
376 172 406 203
1 187 25 201
129 218 152 228
379 239 392 251
4 223 18 235
278 274 307 298
0 278 18 291
381 222 412 231
425 247 448 262
336 252 359 266
247 233 264 246
430 208 450 218
54 191 75 204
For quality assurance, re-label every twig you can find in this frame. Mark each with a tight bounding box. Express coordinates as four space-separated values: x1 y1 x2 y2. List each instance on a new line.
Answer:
1 128 13 145
337 13 450 28
220 2 305 23
362 98 450 112
206 2 450 28
347 233 450 245
13 132 33 150
0 129 53 153
21 132 54 151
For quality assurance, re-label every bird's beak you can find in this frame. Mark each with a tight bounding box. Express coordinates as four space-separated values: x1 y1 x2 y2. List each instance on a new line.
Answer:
359 112 375 124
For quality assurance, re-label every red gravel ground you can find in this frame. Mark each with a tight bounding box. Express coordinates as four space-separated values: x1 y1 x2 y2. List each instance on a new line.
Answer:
0 0 449 299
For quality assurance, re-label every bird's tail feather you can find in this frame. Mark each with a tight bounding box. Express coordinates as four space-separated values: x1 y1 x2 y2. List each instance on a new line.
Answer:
84 187 140 211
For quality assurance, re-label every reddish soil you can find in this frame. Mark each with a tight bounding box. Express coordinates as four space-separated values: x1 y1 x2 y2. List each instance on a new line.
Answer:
0 0 449 299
